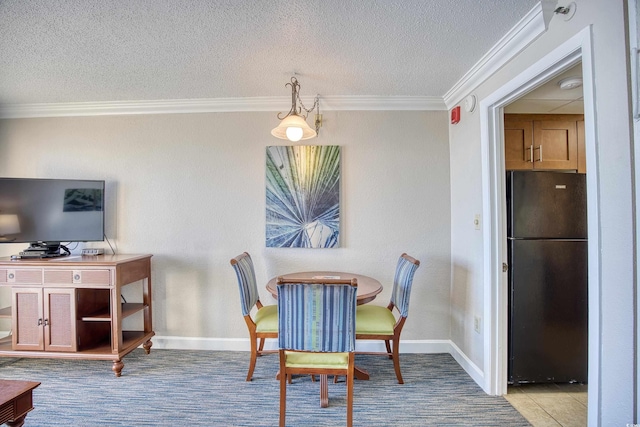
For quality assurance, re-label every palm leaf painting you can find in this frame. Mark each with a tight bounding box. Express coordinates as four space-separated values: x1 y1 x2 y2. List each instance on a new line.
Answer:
266 145 340 248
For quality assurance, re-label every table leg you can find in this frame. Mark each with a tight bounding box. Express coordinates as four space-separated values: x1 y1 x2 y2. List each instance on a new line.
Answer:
112 360 124 377
6 415 27 427
354 366 370 380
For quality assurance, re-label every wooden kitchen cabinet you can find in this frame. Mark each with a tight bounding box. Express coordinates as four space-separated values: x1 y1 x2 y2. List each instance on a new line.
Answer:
505 114 585 172
0 254 154 376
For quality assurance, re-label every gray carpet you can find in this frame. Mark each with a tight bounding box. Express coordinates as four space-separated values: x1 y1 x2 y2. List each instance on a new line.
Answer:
0 349 530 426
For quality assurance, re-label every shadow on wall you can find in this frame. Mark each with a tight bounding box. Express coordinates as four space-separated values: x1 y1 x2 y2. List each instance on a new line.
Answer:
450 262 471 343
147 254 214 337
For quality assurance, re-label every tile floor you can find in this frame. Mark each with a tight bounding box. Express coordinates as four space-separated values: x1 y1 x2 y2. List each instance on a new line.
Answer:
505 383 588 427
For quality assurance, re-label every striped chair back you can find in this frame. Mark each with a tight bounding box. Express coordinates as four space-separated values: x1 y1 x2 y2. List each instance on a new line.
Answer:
231 252 259 316
390 253 420 318
277 279 357 353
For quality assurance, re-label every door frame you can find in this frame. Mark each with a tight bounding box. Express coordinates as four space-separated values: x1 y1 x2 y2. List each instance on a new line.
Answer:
479 26 599 418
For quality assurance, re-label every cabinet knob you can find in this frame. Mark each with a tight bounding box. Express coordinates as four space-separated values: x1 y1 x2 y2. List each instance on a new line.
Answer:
74 274 81 281
7 273 14 280
38 318 43 326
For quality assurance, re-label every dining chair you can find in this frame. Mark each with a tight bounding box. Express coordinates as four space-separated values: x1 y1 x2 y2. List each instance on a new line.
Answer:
230 252 278 381
277 277 358 427
355 253 420 384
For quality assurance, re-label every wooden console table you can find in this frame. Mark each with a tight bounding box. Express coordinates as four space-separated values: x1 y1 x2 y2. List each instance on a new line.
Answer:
0 380 40 427
0 254 154 376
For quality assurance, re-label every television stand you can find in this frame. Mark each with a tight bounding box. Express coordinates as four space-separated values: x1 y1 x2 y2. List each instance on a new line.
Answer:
0 254 154 377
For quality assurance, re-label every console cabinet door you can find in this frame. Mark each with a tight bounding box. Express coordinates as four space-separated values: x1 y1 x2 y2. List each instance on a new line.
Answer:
44 288 77 352
12 287 76 352
12 288 44 351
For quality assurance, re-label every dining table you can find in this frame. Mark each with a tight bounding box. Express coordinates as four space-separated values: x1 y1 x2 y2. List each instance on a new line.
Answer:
265 271 383 306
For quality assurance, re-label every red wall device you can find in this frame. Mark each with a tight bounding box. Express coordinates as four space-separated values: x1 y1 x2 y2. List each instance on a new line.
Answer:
451 106 461 124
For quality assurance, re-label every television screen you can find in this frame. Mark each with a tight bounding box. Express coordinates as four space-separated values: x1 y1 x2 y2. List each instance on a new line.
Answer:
0 178 105 244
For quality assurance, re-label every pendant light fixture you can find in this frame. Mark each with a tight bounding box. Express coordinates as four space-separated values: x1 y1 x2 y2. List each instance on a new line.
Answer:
271 77 322 142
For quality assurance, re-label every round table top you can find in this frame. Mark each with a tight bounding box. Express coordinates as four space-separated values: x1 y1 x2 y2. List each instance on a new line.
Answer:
266 271 383 305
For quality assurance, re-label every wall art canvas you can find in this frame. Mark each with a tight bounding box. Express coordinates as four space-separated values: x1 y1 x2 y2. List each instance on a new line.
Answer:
266 145 340 248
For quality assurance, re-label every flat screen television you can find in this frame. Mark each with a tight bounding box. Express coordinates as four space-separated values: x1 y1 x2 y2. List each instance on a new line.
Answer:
0 177 105 256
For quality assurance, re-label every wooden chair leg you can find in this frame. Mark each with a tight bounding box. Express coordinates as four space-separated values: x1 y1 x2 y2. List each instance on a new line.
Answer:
385 339 392 359
392 338 404 384
320 374 329 408
257 337 266 355
346 372 353 427
280 368 287 427
246 336 258 381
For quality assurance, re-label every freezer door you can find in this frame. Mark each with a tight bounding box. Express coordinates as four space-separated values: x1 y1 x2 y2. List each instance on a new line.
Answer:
508 239 588 384
507 171 587 239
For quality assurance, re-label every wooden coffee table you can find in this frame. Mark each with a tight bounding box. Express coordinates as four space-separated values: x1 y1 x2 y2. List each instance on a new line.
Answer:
0 380 40 427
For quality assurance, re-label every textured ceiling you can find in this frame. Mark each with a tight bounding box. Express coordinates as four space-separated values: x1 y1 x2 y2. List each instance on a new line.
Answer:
0 0 539 105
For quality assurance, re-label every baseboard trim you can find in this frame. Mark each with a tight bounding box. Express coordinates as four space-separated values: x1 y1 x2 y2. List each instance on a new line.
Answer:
448 340 485 389
151 336 484 389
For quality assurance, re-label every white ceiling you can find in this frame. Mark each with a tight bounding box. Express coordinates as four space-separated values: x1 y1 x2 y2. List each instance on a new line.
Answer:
0 0 540 106
505 63 584 114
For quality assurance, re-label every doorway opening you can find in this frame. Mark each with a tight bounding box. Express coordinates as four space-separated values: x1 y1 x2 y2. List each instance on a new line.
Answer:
479 26 599 423
501 63 588 426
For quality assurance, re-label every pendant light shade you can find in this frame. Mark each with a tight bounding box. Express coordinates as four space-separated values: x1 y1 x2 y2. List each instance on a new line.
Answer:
272 76 321 142
271 114 317 142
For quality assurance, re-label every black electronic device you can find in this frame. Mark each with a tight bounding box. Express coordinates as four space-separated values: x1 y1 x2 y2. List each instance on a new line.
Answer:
0 177 105 257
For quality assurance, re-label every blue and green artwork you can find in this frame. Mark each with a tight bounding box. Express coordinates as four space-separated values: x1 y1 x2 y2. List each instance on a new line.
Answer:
266 145 340 248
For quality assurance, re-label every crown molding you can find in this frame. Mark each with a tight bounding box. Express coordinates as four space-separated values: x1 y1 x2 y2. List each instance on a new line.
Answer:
443 0 556 109
0 95 445 119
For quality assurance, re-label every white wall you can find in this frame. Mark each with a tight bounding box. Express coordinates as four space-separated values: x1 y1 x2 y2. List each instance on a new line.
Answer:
449 0 635 424
0 110 451 343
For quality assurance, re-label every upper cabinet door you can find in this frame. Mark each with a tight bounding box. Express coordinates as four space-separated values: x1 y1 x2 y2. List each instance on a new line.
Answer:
533 120 578 170
505 120 534 170
504 114 584 172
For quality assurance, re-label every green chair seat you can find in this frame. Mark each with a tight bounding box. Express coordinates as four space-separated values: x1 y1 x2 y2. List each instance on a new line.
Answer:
285 351 350 369
255 304 278 333
356 304 396 335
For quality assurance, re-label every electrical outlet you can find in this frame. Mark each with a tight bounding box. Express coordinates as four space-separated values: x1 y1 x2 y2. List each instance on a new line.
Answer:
474 316 481 333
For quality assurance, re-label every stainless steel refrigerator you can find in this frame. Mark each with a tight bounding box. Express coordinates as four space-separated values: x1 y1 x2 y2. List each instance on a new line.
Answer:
507 171 588 384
